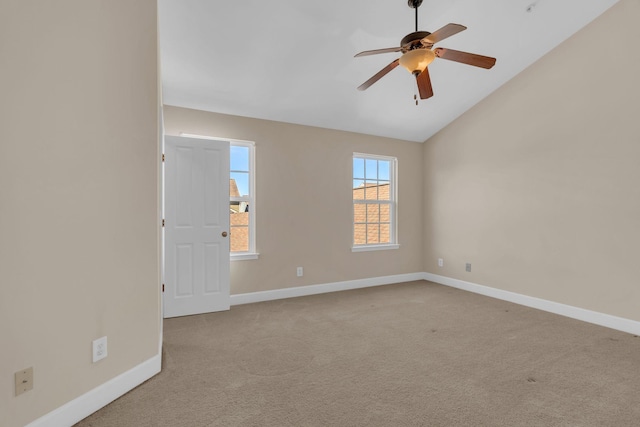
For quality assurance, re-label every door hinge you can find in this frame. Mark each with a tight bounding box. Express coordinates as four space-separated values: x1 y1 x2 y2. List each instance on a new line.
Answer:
162 219 165 227
162 153 165 162
162 284 165 293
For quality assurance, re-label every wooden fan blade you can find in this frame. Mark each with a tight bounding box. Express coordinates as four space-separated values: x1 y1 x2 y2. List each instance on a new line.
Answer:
434 48 496 69
357 59 400 91
354 47 402 58
416 68 433 100
422 23 466 44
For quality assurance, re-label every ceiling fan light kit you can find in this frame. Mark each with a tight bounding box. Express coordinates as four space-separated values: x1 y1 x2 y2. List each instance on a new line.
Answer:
355 0 497 101
399 49 435 74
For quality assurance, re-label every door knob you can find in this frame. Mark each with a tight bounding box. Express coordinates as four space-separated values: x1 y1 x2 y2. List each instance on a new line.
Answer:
222 231 228 237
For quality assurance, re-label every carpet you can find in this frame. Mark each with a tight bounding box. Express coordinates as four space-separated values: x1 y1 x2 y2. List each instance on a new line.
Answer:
76 280 640 426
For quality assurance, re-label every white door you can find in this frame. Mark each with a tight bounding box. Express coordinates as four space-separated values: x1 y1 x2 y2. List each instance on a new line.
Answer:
164 136 230 318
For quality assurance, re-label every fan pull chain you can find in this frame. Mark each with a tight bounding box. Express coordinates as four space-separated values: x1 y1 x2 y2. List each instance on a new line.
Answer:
410 74 419 106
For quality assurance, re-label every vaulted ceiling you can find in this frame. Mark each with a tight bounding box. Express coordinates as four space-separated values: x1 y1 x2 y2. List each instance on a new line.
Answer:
159 0 618 142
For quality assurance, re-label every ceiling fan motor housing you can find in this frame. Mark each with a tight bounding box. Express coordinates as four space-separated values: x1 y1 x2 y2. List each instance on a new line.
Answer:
401 31 432 50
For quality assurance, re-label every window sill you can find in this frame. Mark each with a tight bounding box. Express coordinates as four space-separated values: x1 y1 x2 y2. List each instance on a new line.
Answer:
230 252 260 261
352 244 399 253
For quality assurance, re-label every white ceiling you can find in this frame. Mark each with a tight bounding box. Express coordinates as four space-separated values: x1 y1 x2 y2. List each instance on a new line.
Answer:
159 0 618 143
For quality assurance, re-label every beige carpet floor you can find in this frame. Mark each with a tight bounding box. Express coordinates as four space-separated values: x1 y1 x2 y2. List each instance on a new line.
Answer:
76 280 640 426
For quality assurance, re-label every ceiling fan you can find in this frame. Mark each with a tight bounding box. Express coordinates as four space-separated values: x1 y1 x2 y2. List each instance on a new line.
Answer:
355 0 496 101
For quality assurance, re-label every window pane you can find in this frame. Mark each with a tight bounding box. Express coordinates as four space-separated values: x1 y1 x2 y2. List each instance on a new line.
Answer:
378 161 390 180
230 201 249 221
365 159 378 179
230 226 249 252
354 203 366 224
354 224 366 245
380 204 390 222
378 180 390 201
367 224 380 244
380 224 390 244
366 204 380 223
230 146 249 171
230 202 250 252
353 180 365 199
353 158 365 179
230 172 249 197
365 181 378 200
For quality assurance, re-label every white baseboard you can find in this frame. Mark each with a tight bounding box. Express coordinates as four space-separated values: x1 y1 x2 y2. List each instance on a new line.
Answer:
27 353 162 427
231 271 640 336
423 272 640 336
230 272 425 306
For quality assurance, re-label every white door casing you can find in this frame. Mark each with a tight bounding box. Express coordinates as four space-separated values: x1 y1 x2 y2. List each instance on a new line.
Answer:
164 136 230 318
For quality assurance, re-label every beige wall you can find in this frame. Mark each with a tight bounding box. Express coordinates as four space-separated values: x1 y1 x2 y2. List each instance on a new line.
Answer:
423 0 640 321
2 0 634 423
0 1 160 426
163 106 424 295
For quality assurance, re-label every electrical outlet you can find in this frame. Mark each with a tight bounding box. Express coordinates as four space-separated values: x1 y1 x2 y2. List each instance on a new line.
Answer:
466 263 472 272
296 267 303 277
93 336 108 363
15 367 33 396
438 258 444 267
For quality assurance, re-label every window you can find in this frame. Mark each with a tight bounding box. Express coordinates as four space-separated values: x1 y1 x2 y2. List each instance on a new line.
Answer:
230 141 257 259
352 153 398 251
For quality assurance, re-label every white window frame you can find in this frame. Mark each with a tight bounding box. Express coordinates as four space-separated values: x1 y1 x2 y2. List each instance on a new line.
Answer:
179 133 258 260
229 140 258 260
352 153 399 252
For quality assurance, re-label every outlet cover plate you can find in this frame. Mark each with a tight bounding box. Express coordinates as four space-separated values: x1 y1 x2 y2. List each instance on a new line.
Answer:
15 367 33 396
93 336 108 363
